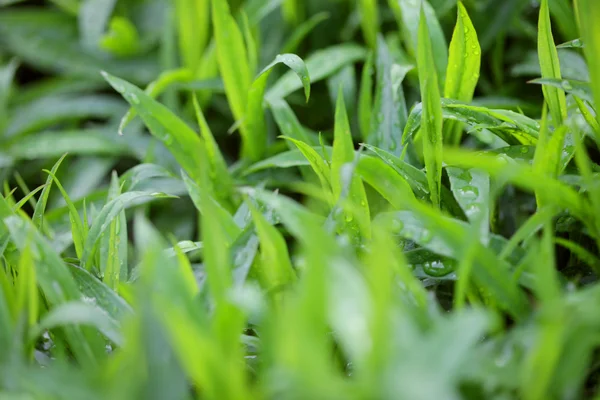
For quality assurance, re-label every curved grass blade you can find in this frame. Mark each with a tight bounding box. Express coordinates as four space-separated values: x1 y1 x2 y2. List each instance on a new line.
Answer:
102 72 206 183
244 54 310 161
67 264 132 320
242 146 334 176
574 97 600 135
404 99 540 146
417 6 443 207
118 68 194 134
29 301 123 347
363 144 429 197
267 43 366 100
529 78 593 103
356 156 415 209
282 136 333 198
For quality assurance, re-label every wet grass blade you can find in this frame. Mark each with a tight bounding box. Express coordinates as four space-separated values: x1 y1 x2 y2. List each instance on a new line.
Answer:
446 166 490 242
102 72 206 183
267 44 366 100
331 88 371 243
368 36 406 155
444 2 481 145
444 149 590 223
417 6 443 208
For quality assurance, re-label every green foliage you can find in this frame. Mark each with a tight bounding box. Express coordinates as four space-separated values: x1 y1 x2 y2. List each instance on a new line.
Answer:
2 0 600 399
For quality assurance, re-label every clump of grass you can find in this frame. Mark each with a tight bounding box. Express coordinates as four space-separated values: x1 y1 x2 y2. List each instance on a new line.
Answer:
1 0 600 399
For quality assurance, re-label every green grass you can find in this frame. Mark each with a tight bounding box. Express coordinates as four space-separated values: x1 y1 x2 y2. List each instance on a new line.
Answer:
1 0 600 399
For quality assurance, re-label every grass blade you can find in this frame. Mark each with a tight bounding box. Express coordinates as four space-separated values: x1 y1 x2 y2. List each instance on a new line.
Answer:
576 0 600 139
244 54 310 160
211 0 251 125
102 72 206 183
444 2 481 145
417 6 443 208
538 0 568 126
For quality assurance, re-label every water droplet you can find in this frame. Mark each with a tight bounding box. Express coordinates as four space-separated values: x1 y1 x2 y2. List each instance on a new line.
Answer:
561 80 573 91
419 229 432 243
129 93 140 105
520 146 529 154
422 260 453 277
345 214 354 223
113 83 125 93
465 204 481 217
458 185 479 200
391 219 404 233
